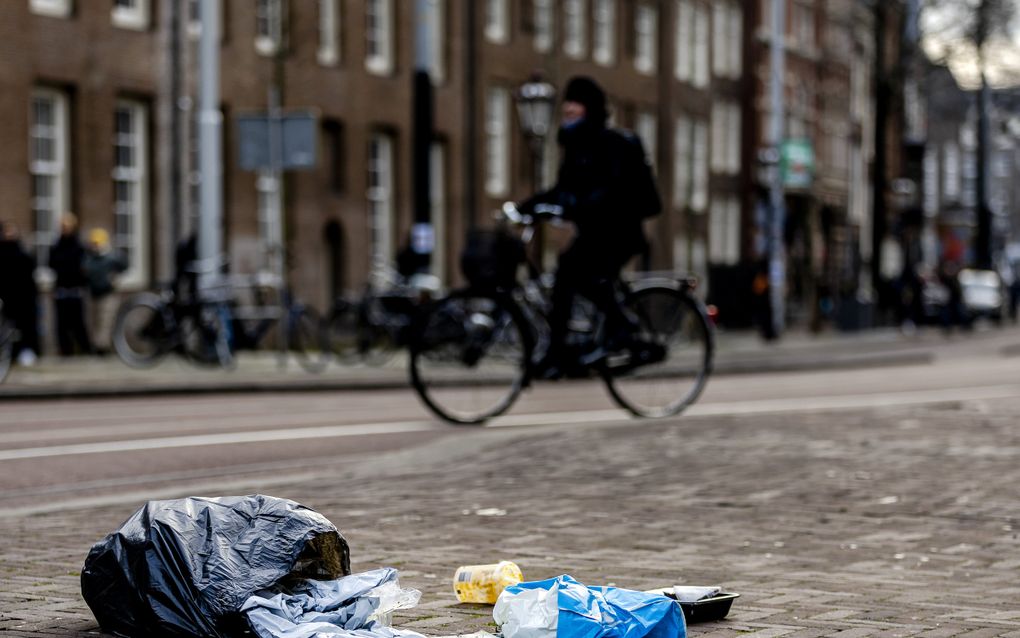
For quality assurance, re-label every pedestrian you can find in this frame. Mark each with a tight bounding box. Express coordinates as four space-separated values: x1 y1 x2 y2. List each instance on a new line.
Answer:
517 75 662 378
83 228 127 356
0 220 40 365
48 213 93 355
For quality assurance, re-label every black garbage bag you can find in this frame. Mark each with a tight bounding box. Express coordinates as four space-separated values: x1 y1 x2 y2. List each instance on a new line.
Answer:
81 494 351 638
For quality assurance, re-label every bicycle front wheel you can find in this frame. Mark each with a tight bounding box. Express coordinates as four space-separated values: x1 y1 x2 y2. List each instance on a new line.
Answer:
410 291 532 425
113 294 171 368
603 286 713 418
182 303 234 370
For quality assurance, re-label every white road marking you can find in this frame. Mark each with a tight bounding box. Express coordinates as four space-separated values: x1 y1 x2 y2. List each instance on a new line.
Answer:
0 421 439 461
4 383 1019 461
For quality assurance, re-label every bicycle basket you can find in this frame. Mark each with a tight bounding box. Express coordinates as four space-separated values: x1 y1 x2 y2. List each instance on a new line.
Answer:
460 228 525 291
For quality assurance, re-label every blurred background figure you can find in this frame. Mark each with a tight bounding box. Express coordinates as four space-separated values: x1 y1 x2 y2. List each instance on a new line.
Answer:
49 213 92 356
84 228 127 356
0 220 40 365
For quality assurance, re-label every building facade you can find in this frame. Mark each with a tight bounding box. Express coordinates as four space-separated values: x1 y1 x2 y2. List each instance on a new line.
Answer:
2 0 758 322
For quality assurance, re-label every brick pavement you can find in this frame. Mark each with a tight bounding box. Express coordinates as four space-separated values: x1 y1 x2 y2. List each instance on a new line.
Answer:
3 397 1020 636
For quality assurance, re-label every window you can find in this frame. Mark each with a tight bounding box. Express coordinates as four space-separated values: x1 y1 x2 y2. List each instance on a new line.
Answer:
112 100 150 287
727 102 741 174
430 142 447 283
30 0 71 18
691 120 709 212
962 151 977 207
727 3 743 78
485 0 509 44
634 2 657 74
673 115 692 208
709 197 740 265
112 0 150 30
368 133 395 279
943 142 960 200
29 88 70 277
693 4 709 88
564 0 587 59
255 0 286 56
711 102 725 173
365 0 394 75
593 0 616 66
533 0 554 52
485 87 511 197
712 2 726 77
635 111 657 172
318 0 340 66
423 0 445 82
674 0 693 82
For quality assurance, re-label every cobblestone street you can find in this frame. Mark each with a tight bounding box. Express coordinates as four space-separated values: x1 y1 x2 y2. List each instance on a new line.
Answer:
3 394 1020 636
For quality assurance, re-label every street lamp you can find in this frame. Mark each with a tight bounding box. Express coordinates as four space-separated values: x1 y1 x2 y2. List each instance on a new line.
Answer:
514 73 556 268
514 73 557 192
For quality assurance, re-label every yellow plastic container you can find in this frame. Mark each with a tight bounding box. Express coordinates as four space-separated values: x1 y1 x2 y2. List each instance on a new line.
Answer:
452 561 523 604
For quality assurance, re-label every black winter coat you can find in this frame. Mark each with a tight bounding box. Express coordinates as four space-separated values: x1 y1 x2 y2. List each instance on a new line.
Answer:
49 234 88 289
526 120 660 259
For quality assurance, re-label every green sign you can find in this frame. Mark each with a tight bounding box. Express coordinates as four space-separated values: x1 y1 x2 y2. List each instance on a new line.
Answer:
781 139 815 189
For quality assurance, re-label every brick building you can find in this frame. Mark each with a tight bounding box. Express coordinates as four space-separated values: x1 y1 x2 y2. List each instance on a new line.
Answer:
2 0 761 328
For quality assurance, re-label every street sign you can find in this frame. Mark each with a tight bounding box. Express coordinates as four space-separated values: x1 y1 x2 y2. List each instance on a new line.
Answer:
237 111 318 171
781 139 814 190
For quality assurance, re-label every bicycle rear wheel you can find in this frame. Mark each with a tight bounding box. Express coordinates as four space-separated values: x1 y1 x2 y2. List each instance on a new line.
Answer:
289 306 329 373
602 285 713 418
113 294 171 368
0 320 13 383
410 291 532 424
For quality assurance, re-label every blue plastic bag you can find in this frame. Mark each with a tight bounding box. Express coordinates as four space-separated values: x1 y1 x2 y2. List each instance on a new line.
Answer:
494 575 686 638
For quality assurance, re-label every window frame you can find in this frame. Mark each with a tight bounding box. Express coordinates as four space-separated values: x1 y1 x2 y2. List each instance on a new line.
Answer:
30 0 72 18
255 0 287 57
29 87 71 283
484 86 511 197
485 0 510 44
112 0 150 30
318 0 340 66
111 99 150 289
592 0 616 66
533 0 554 52
634 1 657 75
563 0 588 60
365 0 395 75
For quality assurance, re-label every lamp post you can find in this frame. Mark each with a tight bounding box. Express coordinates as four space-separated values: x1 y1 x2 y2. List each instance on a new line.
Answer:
514 73 557 194
514 74 556 267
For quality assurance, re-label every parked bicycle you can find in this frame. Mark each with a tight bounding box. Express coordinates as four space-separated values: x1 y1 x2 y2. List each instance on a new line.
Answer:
327 269 440 366
112 283 233 370
228 276 328 373
408 202 714 424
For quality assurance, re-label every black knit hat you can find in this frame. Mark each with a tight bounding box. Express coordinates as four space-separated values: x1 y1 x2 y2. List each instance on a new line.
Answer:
563 76 607 125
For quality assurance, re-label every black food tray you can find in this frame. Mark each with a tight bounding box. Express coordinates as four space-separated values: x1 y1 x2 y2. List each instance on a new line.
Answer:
645 588 739 624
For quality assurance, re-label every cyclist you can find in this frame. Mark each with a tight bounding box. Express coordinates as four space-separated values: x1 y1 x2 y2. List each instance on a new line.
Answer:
517 76 662 379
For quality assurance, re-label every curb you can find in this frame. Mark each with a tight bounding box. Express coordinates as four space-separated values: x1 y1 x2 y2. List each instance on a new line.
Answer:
0 349 935 401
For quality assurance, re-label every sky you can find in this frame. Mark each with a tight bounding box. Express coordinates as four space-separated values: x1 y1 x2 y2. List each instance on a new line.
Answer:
921 2 1020 89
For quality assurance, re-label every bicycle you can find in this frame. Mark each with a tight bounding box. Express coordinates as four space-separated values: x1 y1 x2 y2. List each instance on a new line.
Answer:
112 284 234 370
408 202 714 424
326 269 440 366
228 279 328 374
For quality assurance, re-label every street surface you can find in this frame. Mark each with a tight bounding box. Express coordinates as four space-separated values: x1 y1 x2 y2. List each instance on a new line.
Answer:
2 329 1020 636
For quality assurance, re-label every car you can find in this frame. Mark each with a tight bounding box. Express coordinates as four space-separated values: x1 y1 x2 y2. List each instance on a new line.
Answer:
958 268 1005 323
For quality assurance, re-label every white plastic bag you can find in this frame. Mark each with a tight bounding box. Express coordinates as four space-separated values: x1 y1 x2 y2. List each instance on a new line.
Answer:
493 580 559 638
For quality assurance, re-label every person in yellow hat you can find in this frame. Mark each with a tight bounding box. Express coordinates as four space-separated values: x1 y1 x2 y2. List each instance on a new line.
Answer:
84 227 127 355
